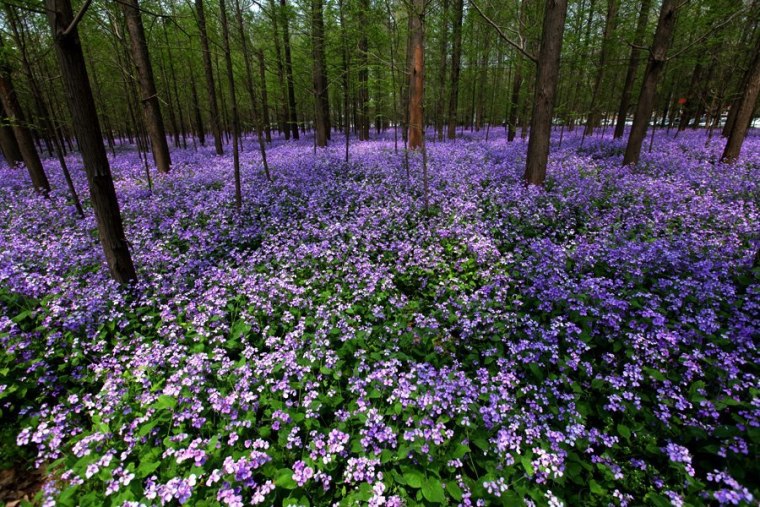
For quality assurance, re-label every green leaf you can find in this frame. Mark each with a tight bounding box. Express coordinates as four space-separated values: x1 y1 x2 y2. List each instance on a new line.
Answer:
137 460 161 478
403 469 424 489
154 395 177 411
521 455 535 476
275 468 298 489
589 480 606 496
421 478 446 503
617 424 631 440
446 481 463 501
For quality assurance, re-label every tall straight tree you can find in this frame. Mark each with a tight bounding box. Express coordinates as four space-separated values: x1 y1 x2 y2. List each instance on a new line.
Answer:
0 103 22 166
46 0 137 283
280 0 299 139
120 0 171 174
219 0 242 206
721 33 760 163
613 0 652 139
623 0 678 166
447 0 463 139
0 37 50 193
523 0 569 186
434 0 449 141
311 0 329 146
196 0 224 155
357 0 370 140
407 0 425 150
584 0 618 135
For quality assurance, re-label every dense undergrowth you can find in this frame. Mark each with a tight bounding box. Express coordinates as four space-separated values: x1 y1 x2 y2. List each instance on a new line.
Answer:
1 130 758 506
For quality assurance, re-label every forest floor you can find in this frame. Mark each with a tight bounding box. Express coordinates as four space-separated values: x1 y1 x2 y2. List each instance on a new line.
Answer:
1 129 758 506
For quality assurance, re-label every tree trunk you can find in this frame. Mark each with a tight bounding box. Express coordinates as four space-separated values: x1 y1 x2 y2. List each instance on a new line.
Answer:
585 0 618 136
523 0 569 186
121 0 171 172
0 39 50 192
188 62 205 146
613 0 651 139
435 0 448 140
311 0 330 146
721 34 760 163
46 0 137 283
268 0 289 139
196 0 224 154
219 0 242 206
447 0 463 139
407 0 425 150
623 0 677 166
0 103 22 166
281 0 299 140
257 49 273 142
357 0 370 141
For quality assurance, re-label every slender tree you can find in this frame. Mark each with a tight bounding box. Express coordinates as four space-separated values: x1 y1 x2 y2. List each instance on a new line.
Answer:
721 33 760 163
584 0 618 136
280 0 299 139
523 0 569 186
0 102 22 167
357 0 370 140
219 0 242 207
623 0 678 166
0 37 50 193
196 0 224 155
614 0 652 139
447 0 463 139
311 0 330 146
120 0 171 173
407 0 425 150
46 0 137 283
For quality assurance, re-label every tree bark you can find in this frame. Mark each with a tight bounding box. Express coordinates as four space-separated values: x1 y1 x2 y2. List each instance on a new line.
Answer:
357 0 370 141
721 34 760 163
0 38 50 193
196 0 224 154
121 0 171 173
0 102 22 166
584 0 618 135
256 49 273 142
311 0 330 146
447 0 463 139
623 0 677 166
46 0 137 283
434 0 448 140
280 0 299 140
407 0 425 150
613 0 651 139
219 0 242 206
523 0 569 186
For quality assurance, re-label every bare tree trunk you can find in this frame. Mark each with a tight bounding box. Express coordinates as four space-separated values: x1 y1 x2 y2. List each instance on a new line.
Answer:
0 38 50 193
311 0 330 146
407 0 425 150
257 49 273 142
164 20 187 149
339 0 351 161
447 0 463 139
435 0 449 141
0 103 22 166
121 0 171 172
721 34 760 163
219 0 242 206
281 0 299 140
268 0 290 139
188 60 205 146
623 0 677 166
196 0 224 154
613 0 651 139
523 0 568 186
46 0 137 283
234 0 271 180
357 0 370 141
584 0 618 135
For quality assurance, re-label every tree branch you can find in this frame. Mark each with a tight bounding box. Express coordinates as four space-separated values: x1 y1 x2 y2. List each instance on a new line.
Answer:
62 0 93 37
469 0 537 64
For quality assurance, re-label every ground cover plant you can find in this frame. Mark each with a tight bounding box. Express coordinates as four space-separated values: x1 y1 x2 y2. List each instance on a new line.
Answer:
1 130 758 506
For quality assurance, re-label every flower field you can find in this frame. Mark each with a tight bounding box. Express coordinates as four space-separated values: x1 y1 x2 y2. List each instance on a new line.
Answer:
1 130 758 506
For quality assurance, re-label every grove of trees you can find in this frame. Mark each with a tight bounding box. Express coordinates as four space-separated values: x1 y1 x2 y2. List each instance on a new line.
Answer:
0 0 758 281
